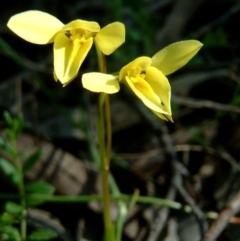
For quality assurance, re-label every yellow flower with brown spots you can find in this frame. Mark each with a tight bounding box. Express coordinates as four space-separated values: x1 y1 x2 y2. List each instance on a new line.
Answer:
7 10 125 86
82 40 203 121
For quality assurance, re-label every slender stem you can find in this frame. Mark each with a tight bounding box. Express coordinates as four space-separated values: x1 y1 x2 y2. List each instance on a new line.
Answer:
11 139 26 241
98 92 114 241
104 94 112 166
109 174 127 241
95 42 114 241
95 41 107 73
2 193 223 221
0 193 183 209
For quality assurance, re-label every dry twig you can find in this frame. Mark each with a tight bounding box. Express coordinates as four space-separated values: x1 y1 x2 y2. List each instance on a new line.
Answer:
147 185 176 241
203 190 240 241
172 95 240 114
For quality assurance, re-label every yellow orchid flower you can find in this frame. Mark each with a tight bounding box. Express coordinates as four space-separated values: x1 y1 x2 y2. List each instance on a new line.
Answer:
7 10 125 86
119 56 173 121
83 40 203 121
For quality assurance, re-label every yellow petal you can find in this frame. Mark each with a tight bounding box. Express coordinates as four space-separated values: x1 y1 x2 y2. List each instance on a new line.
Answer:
63 20 100 32
54 33 93 85
145 66 172 115
119 56 152 81
82 73 120 94
53 70 58 82
151 40 203 75
152 111 173 122
94 22 125 55
124 76 169 114
7 10 64 44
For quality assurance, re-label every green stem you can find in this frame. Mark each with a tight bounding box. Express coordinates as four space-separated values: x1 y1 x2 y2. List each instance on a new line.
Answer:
104 94 112 166
109 174 127 241
95 42 114 241
97 92 114 241
0 193 182 209
1 193 222 220
11 140 26 241
95 41 107 73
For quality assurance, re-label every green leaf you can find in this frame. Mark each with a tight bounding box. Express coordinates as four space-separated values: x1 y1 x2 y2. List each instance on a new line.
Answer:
0 158 20 184
12 115 24 139
12 172 22 185
0 226 21 241
28 229 57 241
5 129 16 142
5 202 24 217
0 212 14 225
25 182 55 194
3 111 13 126
25 181 55 207
0 158 16 176
23 149 42 172
2 112 24 140
0 139 16 156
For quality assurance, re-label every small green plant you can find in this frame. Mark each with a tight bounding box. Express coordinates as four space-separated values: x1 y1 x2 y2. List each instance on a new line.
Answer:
0 112 57 241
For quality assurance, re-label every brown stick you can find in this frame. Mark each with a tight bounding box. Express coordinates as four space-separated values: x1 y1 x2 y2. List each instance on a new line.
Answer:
203 190 240 241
